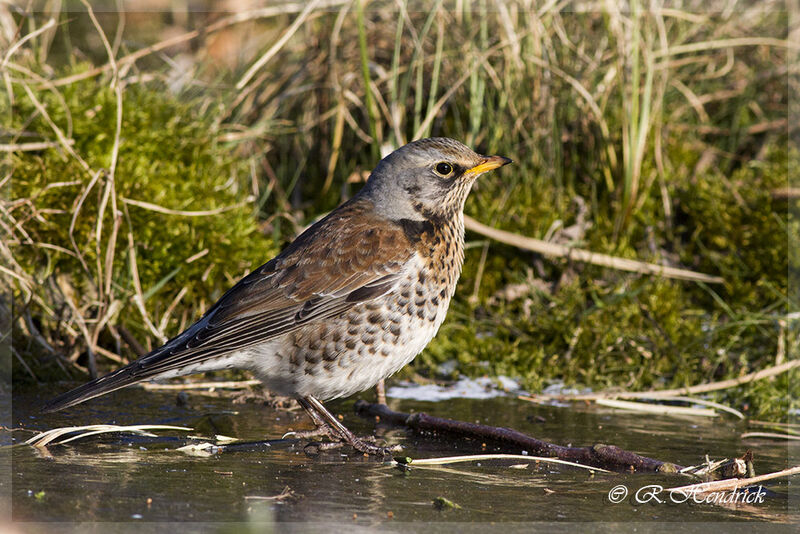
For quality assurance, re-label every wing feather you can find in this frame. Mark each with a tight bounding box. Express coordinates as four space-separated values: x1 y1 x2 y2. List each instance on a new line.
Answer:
42 198 414 412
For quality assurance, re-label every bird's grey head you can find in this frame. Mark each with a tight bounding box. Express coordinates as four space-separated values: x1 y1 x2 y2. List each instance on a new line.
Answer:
359 137 511 222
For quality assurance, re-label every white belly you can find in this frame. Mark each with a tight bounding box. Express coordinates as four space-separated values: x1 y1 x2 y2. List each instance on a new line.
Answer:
154 255 455 401
249 294 449 400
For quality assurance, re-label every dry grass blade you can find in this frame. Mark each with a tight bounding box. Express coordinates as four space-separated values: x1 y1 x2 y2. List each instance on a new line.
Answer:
413 34 525 140
667 466 800 496
19 82 90 173
549 395 746 419
660 396 745 419
740 432 800 441
771 187 800 199
139 379 260 390
524 53 618 178
0 264 33 294
126 227 167 343
1 18 55 68
523 359 800 401
236 0 322 90
245 486 296 501
24 424 193 447
396 454 611 473
654 37 798 58
121 197 254 217
464 215 724 283
594 398 718 417
0 140 75 151
748 420 800 429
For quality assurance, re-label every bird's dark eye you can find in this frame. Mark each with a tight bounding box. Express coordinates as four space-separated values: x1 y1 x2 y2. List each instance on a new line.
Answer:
435 162 453 176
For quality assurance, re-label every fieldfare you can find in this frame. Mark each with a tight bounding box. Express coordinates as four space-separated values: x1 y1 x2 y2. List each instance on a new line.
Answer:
44 137 512 455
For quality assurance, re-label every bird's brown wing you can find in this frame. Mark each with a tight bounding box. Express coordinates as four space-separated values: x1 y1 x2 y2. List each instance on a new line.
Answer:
145 198 411 370
43 198 413 412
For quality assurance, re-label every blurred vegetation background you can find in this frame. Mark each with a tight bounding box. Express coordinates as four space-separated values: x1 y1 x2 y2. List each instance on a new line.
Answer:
2 1 796 420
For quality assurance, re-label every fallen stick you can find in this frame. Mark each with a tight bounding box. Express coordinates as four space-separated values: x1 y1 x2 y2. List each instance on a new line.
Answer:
354 400 683 473
463 215 723 284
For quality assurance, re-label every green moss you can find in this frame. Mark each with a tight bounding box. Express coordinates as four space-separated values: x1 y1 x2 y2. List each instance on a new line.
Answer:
8 67 276 377
677 147 789 304
419 142 790 420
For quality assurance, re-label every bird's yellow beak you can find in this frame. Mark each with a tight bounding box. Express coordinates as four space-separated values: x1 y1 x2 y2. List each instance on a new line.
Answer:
464 155 513 175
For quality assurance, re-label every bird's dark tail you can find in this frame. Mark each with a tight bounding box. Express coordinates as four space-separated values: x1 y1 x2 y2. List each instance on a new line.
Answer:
41 362 143 413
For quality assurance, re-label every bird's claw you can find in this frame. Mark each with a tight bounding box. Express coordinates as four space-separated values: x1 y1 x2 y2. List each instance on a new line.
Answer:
300 434 400 457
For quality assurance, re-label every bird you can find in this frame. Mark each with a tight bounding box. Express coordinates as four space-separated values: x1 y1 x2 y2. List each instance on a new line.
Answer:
43 137 512 455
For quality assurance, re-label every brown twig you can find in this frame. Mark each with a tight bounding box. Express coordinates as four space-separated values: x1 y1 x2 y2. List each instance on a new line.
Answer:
463 216 723 284
354 400 683 473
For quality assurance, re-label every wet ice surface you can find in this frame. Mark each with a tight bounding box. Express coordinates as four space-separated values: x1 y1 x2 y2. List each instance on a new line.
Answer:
387 375 525 400
8 383 798 528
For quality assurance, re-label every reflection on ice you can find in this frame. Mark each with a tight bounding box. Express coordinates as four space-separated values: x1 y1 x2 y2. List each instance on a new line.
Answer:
387 375 524 401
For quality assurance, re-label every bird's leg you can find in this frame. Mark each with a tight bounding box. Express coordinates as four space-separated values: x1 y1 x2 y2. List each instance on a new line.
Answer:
297 395 400 456
375 379 387 405
286 397 344 440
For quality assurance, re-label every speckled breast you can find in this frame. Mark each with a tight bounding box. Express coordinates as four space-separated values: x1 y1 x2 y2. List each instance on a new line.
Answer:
269 216 466 400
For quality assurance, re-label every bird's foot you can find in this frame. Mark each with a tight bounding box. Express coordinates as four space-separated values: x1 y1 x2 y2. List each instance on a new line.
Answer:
347 436 402 457
296 395 400 456
301 432 401 457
